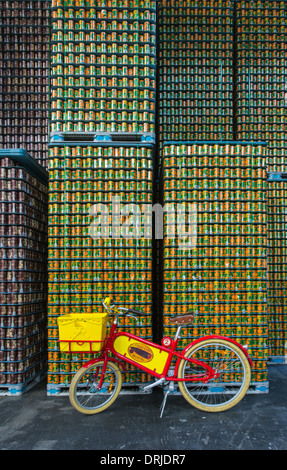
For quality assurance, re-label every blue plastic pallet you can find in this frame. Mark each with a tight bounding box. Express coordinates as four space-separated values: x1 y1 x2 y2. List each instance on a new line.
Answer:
267 172 287 182
0 371 46 396
47 382 152 396
49 131 155 144
268 356 286 364
163 381 269 395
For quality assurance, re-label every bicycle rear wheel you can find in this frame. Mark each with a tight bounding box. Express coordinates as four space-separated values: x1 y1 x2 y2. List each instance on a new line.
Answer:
177 338 251 412
69 360 122 415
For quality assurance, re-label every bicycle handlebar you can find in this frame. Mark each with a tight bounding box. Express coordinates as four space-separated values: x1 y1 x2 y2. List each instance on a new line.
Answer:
102 299 144 316
127 308 144 315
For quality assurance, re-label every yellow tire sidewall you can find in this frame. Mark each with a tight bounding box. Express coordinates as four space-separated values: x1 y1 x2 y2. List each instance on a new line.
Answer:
69 360 122 415
178 338 251 412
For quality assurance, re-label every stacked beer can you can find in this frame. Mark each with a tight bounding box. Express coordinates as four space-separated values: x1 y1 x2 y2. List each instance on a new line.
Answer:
157 0 234 151
50 0 156 140
235 0 287 361
48 0 156 391
266 174 287 360
47 143 154 390
0 150 48 394
0 1 50 169
235 0 287 173
161 142 269 388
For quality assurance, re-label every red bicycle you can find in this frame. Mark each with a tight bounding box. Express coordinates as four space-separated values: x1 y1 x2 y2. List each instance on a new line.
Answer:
67 298 252 416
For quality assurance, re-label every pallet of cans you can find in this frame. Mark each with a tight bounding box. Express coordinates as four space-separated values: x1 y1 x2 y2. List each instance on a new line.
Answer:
0 149 48 394
235 0 287 173
267 173 287 362
157 0 234 152
0 1 50 169
50 0 156 141
235 1 287 363
47 142 154 392
161 141 269 390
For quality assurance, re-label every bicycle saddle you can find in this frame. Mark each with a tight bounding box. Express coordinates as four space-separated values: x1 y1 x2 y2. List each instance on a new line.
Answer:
169 314 194 325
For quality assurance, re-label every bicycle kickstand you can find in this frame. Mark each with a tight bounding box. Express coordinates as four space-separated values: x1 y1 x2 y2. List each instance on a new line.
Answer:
159 382 174 418
142 378 173 418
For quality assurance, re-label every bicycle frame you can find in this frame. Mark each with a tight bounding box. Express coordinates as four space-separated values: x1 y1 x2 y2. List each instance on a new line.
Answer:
110 330 216 382
81 314 252 389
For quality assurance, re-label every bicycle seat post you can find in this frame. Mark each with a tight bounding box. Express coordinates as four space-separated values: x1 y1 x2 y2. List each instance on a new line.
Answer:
174 325 182 340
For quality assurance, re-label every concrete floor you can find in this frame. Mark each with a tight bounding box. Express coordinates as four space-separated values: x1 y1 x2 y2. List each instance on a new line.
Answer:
0 364 286 451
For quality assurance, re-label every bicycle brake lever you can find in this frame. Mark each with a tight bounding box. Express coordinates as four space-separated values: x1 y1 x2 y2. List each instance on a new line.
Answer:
126 313 138 322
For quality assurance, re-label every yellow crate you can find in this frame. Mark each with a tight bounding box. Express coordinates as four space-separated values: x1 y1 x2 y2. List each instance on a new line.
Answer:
57 313 108 353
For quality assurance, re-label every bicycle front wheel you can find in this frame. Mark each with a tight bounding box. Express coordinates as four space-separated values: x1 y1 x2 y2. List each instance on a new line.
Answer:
69 361 122 415
178 338 251 412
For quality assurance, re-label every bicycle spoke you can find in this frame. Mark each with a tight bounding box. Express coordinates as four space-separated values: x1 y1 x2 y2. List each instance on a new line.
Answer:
179 340 250 411
73 363 120 412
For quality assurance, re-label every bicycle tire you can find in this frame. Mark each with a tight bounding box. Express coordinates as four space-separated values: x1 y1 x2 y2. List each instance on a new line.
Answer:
177 338 251 412
69 360 122 415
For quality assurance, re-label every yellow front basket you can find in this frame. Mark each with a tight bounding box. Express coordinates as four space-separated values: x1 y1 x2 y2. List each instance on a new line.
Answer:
57 313 108 353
